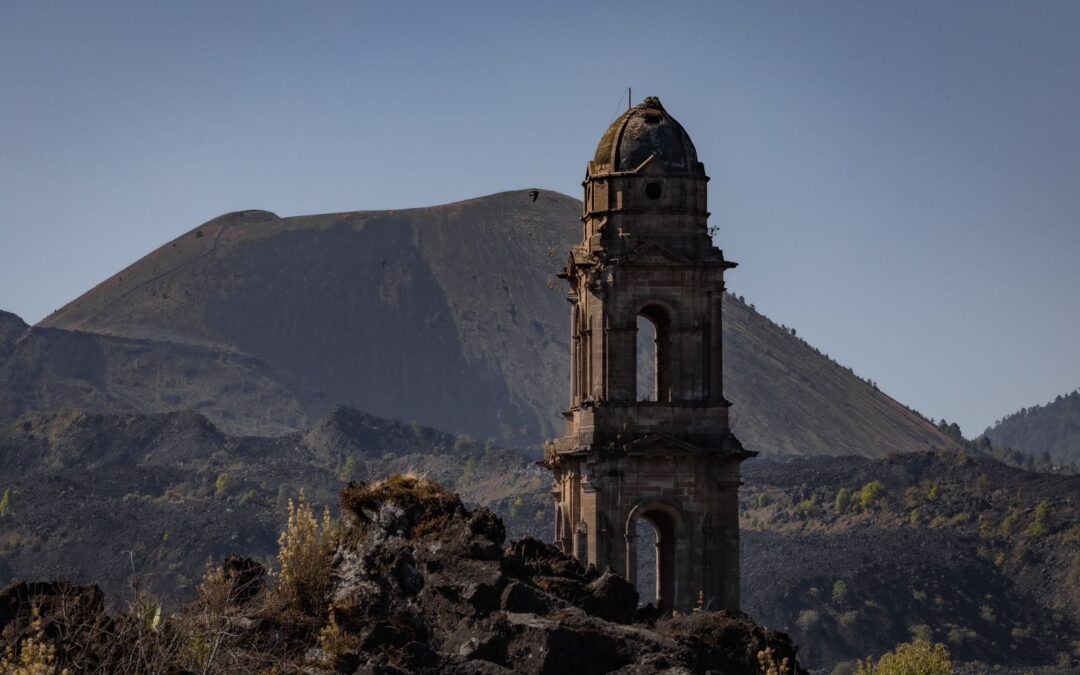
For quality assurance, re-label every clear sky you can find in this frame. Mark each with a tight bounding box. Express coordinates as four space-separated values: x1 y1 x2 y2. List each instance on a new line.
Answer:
2 1 1079 438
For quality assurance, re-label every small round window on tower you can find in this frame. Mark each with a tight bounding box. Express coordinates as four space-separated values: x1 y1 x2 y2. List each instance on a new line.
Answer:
645 182 663 200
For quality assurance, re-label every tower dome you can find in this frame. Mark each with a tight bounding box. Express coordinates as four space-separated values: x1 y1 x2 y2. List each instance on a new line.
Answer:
592 96 703 175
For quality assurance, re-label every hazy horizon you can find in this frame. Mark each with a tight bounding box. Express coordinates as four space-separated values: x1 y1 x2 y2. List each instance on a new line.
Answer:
2 1 1079 438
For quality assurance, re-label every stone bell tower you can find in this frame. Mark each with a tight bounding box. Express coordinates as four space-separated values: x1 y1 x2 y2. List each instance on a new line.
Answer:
543 97 754 612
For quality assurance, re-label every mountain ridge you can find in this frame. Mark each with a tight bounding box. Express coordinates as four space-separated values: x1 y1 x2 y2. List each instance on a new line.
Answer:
985 389 1080 465
24 189 953 457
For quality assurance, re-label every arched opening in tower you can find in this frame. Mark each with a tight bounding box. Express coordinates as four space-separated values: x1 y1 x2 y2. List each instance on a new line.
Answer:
634 518 658 604
636 315 657 401
636 305 671 402
633 510 677 609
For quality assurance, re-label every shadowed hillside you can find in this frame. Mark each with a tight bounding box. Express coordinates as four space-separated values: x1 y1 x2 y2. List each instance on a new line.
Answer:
0 407 547 603
738 452 1080 672
985 389 1080 465
0 310 313 436
31 190 953 457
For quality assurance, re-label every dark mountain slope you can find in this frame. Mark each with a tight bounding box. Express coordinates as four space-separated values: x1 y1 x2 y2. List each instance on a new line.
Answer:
32 190 952 457
0 409 1071 671
724 298 948 457
0 318 313 436
739 452 1080 671
40 193 577 446
0 406 546 603
985 389 1080 465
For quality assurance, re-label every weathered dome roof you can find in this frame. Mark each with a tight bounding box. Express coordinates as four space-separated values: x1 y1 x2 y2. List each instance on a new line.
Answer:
592 97 702 175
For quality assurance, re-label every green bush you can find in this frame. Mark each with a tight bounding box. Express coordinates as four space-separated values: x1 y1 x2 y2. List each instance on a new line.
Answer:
338 455 357 481
832 580 849 605
796 609 820 632
1026 500 1050 537
214 473 232 497
461 457 477 483
275 490 335 615
857 639 953 674
860 481 885 509
0 487 10 517
909 624 933 642
835 488 851 513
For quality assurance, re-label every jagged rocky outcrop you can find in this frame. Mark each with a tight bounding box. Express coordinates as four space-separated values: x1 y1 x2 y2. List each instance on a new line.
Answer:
0 477 805 674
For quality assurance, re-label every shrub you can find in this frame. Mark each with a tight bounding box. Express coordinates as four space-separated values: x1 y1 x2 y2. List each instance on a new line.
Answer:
860 481 885 509
0 605 72 674
509 497 524 518
338 455 357 481
1026 500 1050 537
796 609 820 632
927 483 940 502
831 662 856 675
832 580 849 605
910 509 920 526
317 612 359 667
1001 511 1020 536
275 490 335 614
909 624 933 642
839 611 860 628
946 626 976 644
835 487 851 513
461 457 477 483
756 646 795 675
238 489 257 505
215 473 232 497
0 487 10 517
856 639 953 674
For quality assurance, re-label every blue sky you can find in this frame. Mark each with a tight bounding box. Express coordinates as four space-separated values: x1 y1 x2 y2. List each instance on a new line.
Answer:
2 1 1078 437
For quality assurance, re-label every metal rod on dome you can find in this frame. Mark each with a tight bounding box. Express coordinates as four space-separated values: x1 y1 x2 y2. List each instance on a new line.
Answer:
628 87 631 109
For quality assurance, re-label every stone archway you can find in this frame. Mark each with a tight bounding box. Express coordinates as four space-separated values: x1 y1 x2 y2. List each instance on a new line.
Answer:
624 501 688 610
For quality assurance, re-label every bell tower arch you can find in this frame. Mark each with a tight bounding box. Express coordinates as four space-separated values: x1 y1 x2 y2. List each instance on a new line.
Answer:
544 97 754 613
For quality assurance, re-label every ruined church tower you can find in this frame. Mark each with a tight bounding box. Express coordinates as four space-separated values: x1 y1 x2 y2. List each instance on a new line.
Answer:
544 97 754 612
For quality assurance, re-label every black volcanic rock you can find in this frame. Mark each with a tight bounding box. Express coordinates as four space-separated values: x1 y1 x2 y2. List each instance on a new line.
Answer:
0 477 806 674
325 476 807 673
